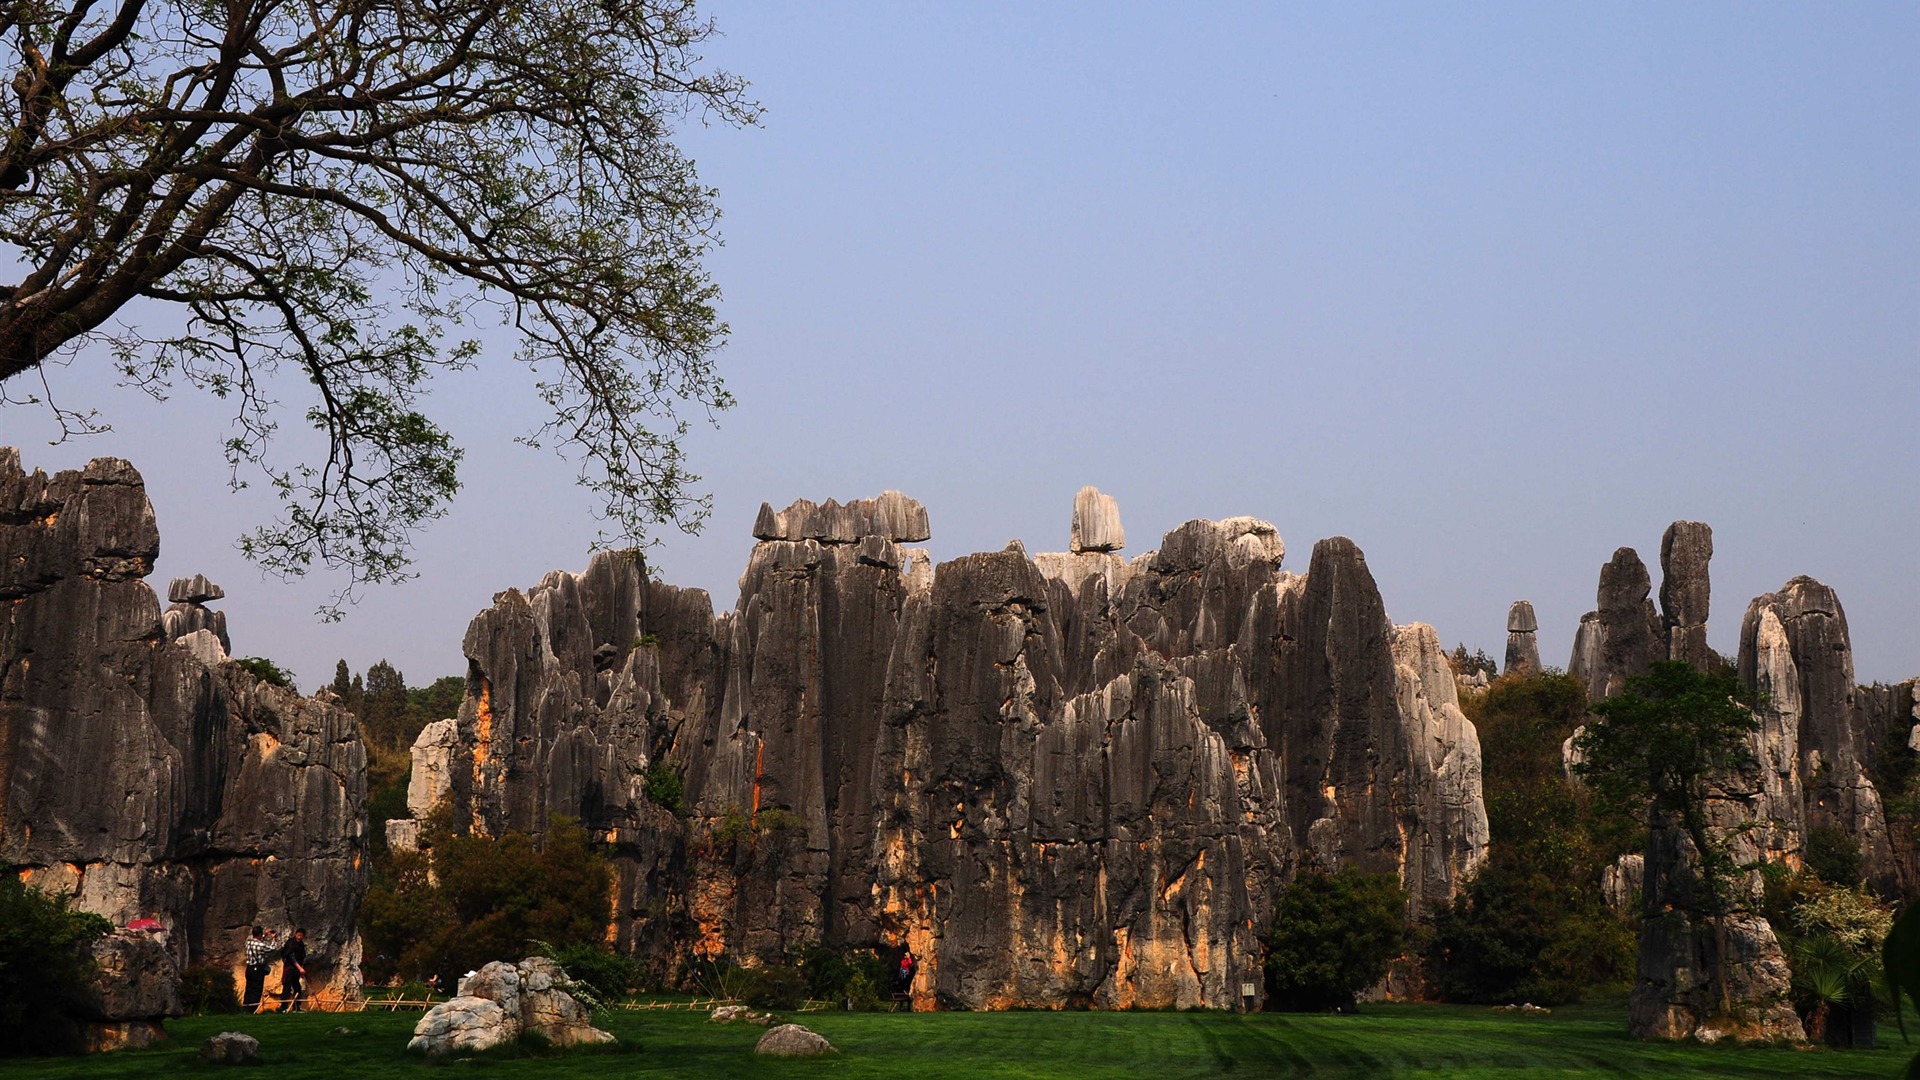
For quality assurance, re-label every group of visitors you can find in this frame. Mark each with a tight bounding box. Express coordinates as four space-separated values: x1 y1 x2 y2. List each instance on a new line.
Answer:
242 925 308 1012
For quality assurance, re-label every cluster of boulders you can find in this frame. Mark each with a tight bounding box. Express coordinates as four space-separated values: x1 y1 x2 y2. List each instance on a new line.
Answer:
408 958 613 1055
382 484 1489 1010
0 449 368 1019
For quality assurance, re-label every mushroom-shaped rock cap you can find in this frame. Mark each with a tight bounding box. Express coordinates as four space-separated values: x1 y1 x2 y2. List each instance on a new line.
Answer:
1069 486 1125 553
752 492 930 544
167 574 225 604
1507 600 1538 634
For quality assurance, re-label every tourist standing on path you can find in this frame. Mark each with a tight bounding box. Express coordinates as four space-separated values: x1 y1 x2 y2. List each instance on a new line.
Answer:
282 929 309 1012
243 926 277 1011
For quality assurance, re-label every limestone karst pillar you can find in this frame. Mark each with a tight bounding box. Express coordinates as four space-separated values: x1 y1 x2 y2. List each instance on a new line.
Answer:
1503 600 1540 677
1659 521 1713 668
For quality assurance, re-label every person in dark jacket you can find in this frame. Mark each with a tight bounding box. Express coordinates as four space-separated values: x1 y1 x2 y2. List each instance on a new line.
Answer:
281 929 309 1012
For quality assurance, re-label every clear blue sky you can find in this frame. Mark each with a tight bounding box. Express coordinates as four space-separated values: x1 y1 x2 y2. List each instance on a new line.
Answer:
6 2 1916 688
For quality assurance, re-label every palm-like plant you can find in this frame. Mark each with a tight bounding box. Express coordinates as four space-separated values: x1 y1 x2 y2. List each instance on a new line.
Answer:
1793 934 1876 1043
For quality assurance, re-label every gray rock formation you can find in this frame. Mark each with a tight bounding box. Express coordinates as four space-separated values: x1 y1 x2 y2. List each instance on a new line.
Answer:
408 957 613 1055
1602 853 1643 914
1069 485 1125 553
756 1023 834 1056
387 488 1488 1010
0 448 367 1006
1860 679 1920 895
1504 600 1540 677
752 492 930 544
1659 522 1713 669
1737 577 1895 894
1630 814 1802 1041
1569 548 1664 702
1390 624 1492 902
162 575 230 656
79 929 183 1052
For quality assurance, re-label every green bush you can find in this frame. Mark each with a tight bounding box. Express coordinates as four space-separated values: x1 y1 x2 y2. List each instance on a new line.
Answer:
743 963 808 1010
179 964 242 1015
546 943 640 1002
0 871 113 1055
1805 827 1864 887
234 655 297 691
643 761 685 816
1263 867 1407 1011
359 813 614 990
795 945 893 1005
1429 671 1637 1005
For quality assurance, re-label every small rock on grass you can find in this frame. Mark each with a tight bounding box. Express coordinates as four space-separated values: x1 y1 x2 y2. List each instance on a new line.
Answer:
755 1023 834 1057
200 1031 260 1064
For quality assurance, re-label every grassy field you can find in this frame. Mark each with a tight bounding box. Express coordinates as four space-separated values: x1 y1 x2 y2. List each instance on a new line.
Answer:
6 1001 1912 1079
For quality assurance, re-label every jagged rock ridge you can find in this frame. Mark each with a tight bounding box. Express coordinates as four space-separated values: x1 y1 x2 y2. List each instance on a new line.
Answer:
398 491 1488 1009
0 448 368 1003
1564 520 1910 1040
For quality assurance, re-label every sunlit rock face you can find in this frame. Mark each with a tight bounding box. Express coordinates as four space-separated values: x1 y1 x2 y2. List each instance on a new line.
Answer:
411 489 1490 1010
0 449 367 1003
1737 577 1896 894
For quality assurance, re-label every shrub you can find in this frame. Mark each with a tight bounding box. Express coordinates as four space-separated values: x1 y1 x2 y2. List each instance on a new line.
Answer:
1263 867 1407 1011
688 958 758 1002
743 963 808 1010
643 761 685 816
359 814 614 990
234 655 297 691
795 945 893 1005
546 943 640 1002
1804 827 1864 887
0 871 113 1055
1429 671 1637 1005
179 964 242 1015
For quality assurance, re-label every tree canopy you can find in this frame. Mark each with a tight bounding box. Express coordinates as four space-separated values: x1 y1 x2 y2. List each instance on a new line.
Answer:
1263 866 1407 1011
0 0 757 613
1573 660 1760 913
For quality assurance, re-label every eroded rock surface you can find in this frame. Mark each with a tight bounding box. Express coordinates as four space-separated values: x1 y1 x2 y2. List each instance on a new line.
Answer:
408 957 612 1055
1569 548 1664 702
1659 522 1713 669
1737 577 1895 894
1503 600 1540 677
0 448 367 1004
1630 815 1802 1042
391 488 1488 1010
79 929 183 1052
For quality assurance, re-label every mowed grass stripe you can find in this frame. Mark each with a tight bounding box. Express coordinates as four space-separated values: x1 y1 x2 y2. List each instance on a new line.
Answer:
3 1002 1910 1079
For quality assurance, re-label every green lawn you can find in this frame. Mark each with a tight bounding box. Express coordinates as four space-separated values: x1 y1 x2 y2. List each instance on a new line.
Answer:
6 1001 1911 1079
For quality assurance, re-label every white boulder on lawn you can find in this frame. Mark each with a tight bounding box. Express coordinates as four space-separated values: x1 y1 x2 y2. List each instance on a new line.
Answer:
408 957 614 1056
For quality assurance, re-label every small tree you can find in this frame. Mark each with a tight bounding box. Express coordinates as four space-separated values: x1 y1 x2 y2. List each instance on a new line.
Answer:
1263 866 1407 1011
360 813 614 989
1573 662 1760 916
1573 661 1761 1021
0 871 112 1055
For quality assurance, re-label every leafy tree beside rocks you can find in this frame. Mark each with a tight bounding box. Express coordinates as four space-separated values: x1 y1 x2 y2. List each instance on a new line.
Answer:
1574 661 1801 1039
1263 867 1407 1011
0 871 112 1055
360 813 614 990
1430 671 1637 1004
